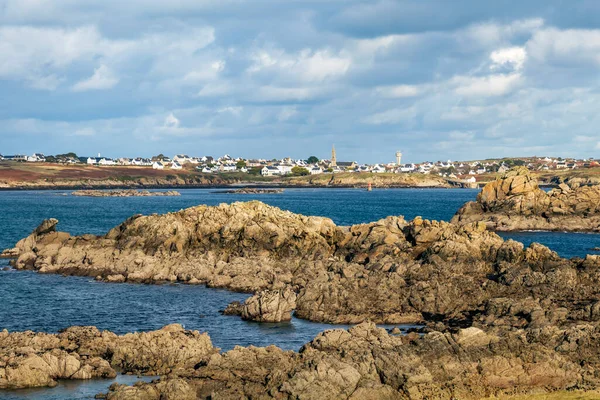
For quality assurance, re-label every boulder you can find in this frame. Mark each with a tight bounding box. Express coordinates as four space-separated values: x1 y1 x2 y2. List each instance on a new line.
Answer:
241 289 297 322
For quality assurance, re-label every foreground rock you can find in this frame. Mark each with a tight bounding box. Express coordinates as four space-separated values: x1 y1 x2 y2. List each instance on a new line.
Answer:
72 190 180 197
3 321 599 398
452 167 600 231
3 200 600 329
0 324 214 389
101 321 600 399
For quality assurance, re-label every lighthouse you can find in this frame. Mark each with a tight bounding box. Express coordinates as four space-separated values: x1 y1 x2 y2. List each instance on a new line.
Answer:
395 150 402 166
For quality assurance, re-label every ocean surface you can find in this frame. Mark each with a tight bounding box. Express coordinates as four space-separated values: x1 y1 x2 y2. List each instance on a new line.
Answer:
1 188 599 399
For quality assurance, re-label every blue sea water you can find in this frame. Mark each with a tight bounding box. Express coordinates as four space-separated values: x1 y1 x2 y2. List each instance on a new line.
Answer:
0 188 599 399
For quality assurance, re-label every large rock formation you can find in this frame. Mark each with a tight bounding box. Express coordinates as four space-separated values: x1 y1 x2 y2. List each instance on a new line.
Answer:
3 200 600 329
0 324 214 389
240 289 297 322
453 167 600 231
102 321 600 400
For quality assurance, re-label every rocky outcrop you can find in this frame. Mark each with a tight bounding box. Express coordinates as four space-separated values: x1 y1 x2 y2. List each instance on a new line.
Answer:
240 289 297 322
3 201 600 329
0 324 214 389
453 167 600 231
103 321 600 400
218 188 284 194
72 190 180 197
286 172 451 188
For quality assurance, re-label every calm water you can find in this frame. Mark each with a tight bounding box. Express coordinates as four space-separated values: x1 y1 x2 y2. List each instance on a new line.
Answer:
0 188 598 398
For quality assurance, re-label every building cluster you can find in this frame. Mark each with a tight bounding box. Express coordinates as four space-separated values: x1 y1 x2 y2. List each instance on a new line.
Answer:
0 151 598 178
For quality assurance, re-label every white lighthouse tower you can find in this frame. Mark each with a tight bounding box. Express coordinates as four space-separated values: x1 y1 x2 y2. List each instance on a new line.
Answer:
395 150 402 166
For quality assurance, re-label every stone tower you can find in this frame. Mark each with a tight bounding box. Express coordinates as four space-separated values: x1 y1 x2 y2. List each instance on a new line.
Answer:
331 145 337 167
395 150 402 165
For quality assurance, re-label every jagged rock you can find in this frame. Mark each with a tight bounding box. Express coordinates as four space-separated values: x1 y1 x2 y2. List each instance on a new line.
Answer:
0 324 215 389
453 167 600 231
3 201 600 329
103 321 600 400
241 289 297 322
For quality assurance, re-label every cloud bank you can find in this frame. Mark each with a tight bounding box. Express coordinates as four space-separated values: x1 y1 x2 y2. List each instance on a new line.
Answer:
0 0 599 163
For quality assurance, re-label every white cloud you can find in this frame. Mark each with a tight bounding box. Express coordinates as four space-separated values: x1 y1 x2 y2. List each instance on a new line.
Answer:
164 112 180 128
527 28 600 65
72 65 118 92
448 131 475 141
217 106 243 116
278 106 297 121
490 47 526 71
73 127 95 136
376 84 422 98
453 73 522 97
248 48 351 83
362 107 417 125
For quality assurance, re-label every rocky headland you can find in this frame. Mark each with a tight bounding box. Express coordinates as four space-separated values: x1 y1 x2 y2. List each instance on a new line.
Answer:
4 200 600 397
3 200 600 327
72 190 181 197
453 167 600 231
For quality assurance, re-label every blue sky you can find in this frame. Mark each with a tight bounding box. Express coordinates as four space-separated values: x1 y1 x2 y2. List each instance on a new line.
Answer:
1 0 600 163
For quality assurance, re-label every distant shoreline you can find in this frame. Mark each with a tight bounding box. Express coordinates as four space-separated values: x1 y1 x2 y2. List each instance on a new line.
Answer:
0 183 474 191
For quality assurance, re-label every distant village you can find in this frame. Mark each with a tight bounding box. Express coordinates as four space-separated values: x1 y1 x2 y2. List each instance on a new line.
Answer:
1 147 598 181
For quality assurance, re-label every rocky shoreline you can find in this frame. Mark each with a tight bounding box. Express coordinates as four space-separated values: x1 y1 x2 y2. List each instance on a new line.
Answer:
3 201 600 326
214 188 284 194
72 189 181 197
453 167 600 231
2 321 599 399
3 198 600 397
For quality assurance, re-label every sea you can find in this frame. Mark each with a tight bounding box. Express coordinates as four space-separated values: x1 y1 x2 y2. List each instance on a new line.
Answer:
1 188 599 399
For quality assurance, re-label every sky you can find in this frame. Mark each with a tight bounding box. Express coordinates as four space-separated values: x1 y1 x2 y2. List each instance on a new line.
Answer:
1 0 600 163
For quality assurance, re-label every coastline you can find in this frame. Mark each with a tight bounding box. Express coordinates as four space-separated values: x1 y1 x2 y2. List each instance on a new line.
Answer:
0 182 473 191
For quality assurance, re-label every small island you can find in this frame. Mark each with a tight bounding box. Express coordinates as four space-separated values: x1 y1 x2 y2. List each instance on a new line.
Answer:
72 189 180 197
217 188 284 194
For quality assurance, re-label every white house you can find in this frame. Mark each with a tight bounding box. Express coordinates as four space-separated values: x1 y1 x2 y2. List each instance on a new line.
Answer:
87 157 99 165
371 164 386 173
152 161 164 170
171 161 183 170
199 166 212 173
261 166 280 176
276 164 293 175
221 163 237 172
310 166 323 175
400 163 416 173
98 158 117 166
173 154 191 164
27 153 46 162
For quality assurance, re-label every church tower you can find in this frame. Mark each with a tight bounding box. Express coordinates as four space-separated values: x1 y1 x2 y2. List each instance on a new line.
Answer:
395 150 402 166
331 145 337 167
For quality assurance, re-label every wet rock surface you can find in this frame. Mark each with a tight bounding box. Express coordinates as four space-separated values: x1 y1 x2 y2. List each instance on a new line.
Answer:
452 167 600 231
